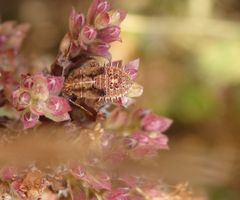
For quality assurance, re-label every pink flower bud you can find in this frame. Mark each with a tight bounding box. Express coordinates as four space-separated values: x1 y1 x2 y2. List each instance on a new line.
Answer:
125 59 140 80
142 113 172 132
80 26 97 44
21 111 39 129
94 12 110 29
69 8 85 39
151 134 169 149
47 76 64 95
97 1 110 13
21 74 33 89
108 10 127 26
32 83 49 101
47 96 71 116
31 100 46 115
69 41 81 58
19 91 31 107
89 42 111 60
87 0 110 23
98 26 120 43
12 90 31 111
31 74 49 101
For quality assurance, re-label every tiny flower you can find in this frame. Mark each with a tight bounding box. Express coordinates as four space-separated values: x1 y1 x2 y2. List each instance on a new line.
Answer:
125 59 140 80
18 91 31 107
12 74 71 129
98 26 121 43
80 25 97 44
12 90 31 111
31 100 46 115
21 111 39 129
69 41 82 58
142 113 172 132
96 1 110 14
94 12 110 29
150 133 169 149
21 74 34 89
87 0 110 24
46 96 71 116
108 10 127 26
47 76 64 95
31 74 49 101
69 8 85 39
89 42 111 59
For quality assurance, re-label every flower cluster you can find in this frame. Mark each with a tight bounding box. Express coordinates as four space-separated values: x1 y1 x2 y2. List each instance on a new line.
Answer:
0 164 193 200
130 110 172 157
102 108 172 159
12 74 71 129
60 0 126 60
0 0 198 200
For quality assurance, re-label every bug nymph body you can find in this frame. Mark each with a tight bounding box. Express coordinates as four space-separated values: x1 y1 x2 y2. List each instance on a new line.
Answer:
63 61 133 103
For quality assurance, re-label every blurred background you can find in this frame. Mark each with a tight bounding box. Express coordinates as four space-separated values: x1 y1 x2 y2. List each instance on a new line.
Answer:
1 0 240 199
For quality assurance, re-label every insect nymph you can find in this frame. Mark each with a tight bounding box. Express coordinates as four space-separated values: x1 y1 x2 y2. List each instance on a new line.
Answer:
62 61 134 119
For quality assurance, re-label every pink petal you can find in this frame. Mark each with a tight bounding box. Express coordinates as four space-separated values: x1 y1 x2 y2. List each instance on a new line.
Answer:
125 59 140 80
150 134 169 149
21 74 34 89
69 41 81 58
46 96 71 116
17 91 31 109
132 132 150 144
47 76 64 95
108 10 127 26
89 42 111 60
98 26 121 43
70 165 86 180
94 12 110 29
69 8 85 39
97 1 110 13
21 111 39 129
31 74 49 101
123 137 138 149
30 100 46 115
87 0 110 24
142 113 173 132
12 90 22 111
80 25 97 44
